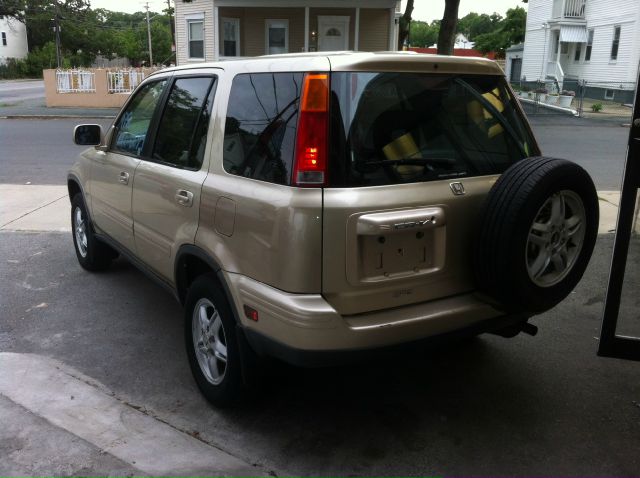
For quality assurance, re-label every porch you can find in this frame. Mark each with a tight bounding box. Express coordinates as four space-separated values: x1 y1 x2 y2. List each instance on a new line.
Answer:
213 1 399 59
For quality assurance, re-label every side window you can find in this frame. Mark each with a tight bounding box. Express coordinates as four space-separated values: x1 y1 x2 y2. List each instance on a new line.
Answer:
152 77 216 170
223 72 303 185
112 80 167 156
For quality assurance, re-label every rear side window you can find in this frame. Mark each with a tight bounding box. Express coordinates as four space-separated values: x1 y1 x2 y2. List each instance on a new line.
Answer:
153 76 216 170
329 73 537 187
223 72 303 185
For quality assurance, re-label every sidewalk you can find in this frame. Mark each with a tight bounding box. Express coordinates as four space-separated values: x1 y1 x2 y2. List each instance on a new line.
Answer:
0 184 625 235
0 97 118 119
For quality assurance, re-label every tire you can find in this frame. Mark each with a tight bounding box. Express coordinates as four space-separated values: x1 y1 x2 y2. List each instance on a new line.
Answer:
184 273 244 407
474 157 598 313
71 193 116 271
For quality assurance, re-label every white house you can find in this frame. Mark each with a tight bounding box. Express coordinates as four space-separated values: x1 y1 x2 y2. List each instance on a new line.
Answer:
521 0 640 102
174 0 401 65
0 15 28 65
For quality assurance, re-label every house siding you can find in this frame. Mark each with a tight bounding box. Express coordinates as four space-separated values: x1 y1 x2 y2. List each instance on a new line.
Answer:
358 8 390 51
521 0 640 89
241 7 305 56
0 16 29 63
175 0 215 65
521 0 553 81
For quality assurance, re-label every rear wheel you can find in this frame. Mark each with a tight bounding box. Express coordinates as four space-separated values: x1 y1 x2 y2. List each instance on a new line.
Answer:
184 274 245 407
71 193 116 271
474 157 598 313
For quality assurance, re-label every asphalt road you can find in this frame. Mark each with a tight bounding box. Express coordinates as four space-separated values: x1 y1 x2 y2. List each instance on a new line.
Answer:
0 118 113 185
529 115 629 190
0 80 45 104
1 231 639 475
0 115 629 189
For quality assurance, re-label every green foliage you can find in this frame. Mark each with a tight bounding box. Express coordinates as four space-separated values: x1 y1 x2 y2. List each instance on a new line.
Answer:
408 20 440 47
591 103 603 112
456 12 502 41
0 42 57 78
13 1 174 73
473 7 526 58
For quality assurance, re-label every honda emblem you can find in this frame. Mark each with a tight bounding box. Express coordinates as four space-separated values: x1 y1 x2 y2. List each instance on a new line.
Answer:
450 182 465 196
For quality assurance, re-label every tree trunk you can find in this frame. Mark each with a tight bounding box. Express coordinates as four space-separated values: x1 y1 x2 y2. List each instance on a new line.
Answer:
397 0 414 50
437 0 460 55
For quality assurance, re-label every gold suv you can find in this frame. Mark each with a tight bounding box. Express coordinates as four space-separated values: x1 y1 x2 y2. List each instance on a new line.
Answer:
69 52 599 406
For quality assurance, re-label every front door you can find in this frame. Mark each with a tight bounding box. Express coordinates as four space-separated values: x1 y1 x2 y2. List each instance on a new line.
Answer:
132 75 217 281
90 79 168 252
318 16 349 51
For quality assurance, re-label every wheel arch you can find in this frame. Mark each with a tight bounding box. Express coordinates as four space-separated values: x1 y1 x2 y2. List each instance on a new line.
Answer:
174 245 240 323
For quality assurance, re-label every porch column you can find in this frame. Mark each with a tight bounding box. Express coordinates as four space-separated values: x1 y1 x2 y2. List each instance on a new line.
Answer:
388 8 395 50
304 6 309 52
354 7 360 51
213 6 219 60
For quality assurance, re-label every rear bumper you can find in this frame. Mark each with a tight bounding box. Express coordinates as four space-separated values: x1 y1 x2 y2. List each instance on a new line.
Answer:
224 271 524 366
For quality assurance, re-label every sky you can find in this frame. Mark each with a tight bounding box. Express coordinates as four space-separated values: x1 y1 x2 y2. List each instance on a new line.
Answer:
405 0 527 22
89 0 528 21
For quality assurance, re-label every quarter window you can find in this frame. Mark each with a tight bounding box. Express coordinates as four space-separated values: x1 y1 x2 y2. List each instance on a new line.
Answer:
585 29 594 61
223 72 303 185
610 26 620 61
152 77 216 170
188 20 204 59
112 80 167 157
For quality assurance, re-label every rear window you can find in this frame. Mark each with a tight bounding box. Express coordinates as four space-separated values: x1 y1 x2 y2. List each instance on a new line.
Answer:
329 72 537 187
223 72 303 185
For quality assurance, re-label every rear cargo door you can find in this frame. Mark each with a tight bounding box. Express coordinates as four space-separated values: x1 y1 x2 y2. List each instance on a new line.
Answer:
322 71 537 315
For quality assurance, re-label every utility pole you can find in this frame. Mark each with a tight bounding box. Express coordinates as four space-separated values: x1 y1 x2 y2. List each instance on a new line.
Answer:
52 2 62 68
145 2 153 66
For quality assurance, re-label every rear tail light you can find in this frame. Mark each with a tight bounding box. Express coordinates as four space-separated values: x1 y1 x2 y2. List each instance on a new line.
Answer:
292 73 329 187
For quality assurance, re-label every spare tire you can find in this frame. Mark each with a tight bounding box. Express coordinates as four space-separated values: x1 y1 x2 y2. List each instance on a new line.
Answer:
474 156 598 313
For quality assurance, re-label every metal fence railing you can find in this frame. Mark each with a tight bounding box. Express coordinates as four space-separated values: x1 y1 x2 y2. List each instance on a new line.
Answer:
107 69 146 94
511 78 636 119
56 69 96 93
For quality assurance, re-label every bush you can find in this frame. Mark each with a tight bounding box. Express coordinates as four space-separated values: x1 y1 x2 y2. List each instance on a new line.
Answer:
0 42 57 79
591 103 603 112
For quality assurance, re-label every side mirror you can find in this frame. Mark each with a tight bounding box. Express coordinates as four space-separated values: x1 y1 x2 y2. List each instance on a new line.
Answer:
73 124 103 146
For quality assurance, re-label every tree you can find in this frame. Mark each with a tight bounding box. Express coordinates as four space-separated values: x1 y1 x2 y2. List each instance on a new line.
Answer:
397 0 414 49
437 0 460 55
474 7 526 58
409 20 439 48
457 12 502 41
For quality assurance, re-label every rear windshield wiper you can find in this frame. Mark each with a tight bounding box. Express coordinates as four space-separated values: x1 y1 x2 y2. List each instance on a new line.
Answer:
454 78 528 158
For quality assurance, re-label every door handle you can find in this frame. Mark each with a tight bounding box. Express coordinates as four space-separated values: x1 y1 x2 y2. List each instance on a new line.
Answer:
175 189 194 207
118 171 129 185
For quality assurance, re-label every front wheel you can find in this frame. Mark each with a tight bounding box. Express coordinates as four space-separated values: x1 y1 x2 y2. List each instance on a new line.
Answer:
184 274 244 407
71 193 116 271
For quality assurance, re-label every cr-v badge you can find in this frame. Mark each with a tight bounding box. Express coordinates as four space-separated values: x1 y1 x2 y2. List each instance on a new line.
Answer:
450 182 465 196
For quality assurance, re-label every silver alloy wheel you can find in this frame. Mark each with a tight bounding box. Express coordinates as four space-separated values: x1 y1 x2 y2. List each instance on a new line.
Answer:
73 206 88 258
192 298 227 385
526 190 586 287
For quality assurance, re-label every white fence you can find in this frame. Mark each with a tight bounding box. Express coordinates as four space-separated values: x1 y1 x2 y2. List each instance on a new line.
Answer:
56 69 96 93
107 69 146 94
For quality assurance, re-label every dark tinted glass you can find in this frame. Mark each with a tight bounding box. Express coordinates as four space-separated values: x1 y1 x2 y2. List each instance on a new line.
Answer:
329 73 538 187
113 80 166 156
153 77 215 170
223 72 303 185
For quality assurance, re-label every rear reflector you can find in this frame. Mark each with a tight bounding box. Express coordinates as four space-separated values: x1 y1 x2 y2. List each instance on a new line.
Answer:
293 73 329 186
